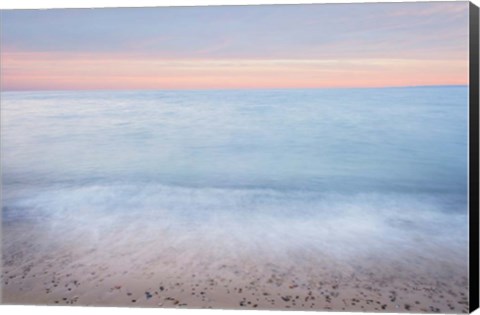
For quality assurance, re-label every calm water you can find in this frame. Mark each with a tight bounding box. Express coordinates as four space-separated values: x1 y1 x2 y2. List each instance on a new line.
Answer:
1 87 469 260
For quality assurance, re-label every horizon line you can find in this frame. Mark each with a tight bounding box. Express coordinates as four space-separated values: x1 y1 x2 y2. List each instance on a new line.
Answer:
0 84 469 94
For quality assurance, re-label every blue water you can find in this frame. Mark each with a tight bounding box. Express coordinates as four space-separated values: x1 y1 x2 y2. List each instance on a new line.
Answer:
1 87 469 261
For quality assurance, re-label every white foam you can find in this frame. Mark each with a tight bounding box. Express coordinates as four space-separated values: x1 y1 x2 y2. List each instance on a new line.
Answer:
3 183 468 269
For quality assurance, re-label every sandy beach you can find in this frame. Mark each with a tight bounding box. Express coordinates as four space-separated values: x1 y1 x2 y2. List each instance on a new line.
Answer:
1 247 469 312
1 203 469 313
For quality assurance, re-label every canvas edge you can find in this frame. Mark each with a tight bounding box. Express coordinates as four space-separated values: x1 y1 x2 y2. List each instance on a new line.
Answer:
469 1 480 313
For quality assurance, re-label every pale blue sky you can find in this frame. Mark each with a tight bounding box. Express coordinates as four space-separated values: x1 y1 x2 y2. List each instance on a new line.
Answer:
2 2 469 59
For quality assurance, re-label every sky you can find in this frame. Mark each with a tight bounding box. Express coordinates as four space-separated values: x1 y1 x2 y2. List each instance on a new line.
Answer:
0 2 470 91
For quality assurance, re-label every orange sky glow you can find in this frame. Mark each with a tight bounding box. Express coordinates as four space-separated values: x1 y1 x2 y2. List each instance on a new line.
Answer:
1 52 468 90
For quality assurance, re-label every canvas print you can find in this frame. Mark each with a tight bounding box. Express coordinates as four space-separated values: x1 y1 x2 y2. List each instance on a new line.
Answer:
0 1 476 313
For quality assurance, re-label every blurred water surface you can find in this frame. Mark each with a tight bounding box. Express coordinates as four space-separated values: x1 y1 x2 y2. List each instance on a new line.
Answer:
1 87 469 261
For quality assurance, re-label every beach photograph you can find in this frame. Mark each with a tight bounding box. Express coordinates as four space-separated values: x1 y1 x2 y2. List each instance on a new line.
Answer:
0 1 471 313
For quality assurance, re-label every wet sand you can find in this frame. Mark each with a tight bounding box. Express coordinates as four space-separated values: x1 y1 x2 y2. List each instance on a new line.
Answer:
1 221 469 313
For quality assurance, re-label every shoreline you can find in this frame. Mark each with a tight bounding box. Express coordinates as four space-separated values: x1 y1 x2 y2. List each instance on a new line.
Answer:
1 223 469 313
